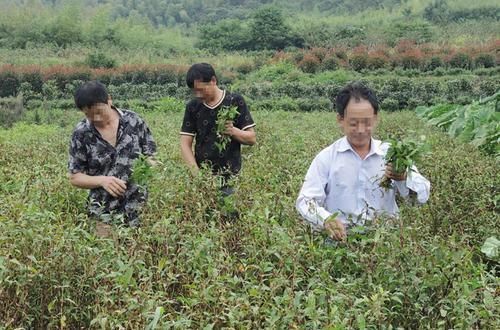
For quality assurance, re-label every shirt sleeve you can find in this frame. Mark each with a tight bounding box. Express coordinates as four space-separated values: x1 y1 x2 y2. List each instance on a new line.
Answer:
180 103 196 136
68 130 88 174
296 150 333 230
393 165 430 204
138 116 157 156
232 95 255 131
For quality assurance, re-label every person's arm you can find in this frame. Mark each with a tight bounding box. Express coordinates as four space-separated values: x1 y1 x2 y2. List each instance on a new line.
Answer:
68 128 127 197
69 172 127 198
296 153 347 241
179 103 199 172
388 164 431 203
227 94 256 145
180 134 199 173
296 150 336 229
224 123 256 145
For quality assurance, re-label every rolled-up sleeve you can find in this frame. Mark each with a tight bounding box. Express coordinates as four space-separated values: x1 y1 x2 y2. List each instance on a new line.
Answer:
393 166 430 204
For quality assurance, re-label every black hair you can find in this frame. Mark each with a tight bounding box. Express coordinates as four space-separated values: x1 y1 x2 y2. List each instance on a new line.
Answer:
186 63 217 88
74 80 109 110
335 82 379 118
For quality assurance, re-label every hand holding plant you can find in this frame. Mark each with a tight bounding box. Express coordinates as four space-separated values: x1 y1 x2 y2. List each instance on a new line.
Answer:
380 136 429 189
215 104 239 153
324 213 346 242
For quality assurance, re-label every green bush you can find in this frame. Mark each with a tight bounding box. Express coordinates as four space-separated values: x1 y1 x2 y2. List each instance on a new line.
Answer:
425 56 445 71
0 71 20 97
367 56 387 70
251 97 300 111
381 97 400 111
41 80 62 100
18 82 40 102
298 53 321 73
85 52 117 69
321 55 339 71
448 53 473 69
432 67 447 76
350 53 368 71
296 97 331 112
475 53 495 69
0 95 24 127
21 71 44 94
399 53 422 70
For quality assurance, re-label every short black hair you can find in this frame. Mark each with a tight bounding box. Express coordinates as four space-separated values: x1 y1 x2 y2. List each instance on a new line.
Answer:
186 63 217 88
335 82 379 118
74 80 109 110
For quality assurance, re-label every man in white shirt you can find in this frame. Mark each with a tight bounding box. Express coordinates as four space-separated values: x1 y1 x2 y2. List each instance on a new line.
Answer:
296 82 430 242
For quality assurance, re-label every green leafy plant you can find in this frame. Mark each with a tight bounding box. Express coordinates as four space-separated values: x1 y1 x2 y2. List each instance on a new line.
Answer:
1 103 499 329
380 136 429 189
481 237 499 260
214 104 239 153
417 92 500 158
130 154 154 188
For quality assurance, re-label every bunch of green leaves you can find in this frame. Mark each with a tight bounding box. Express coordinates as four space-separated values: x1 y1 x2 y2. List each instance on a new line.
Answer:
380 136 429 189
215 104 239 153
130 154 154 187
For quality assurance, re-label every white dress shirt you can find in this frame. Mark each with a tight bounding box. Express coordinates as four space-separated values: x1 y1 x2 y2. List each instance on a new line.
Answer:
296 136 430 229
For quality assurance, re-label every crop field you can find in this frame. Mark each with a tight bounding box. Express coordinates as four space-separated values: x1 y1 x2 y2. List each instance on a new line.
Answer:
0 107 498 328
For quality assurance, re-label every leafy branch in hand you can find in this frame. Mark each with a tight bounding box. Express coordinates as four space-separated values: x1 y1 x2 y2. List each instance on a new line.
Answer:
380 136 429 189
131 154 154 188
215 104 239 153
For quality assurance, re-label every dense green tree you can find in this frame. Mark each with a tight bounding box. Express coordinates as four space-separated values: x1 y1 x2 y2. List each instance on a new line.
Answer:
197 19 250 52
423 0 450 23
248 6 304 50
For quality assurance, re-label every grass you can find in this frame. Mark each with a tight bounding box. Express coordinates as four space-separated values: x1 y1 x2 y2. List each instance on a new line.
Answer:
0 106 498 328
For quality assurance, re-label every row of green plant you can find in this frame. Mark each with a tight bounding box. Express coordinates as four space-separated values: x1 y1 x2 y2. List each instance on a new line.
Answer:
0 64 188 97
235 67 500 111
0 108 498 328
416 92 500 158
2 64 498 114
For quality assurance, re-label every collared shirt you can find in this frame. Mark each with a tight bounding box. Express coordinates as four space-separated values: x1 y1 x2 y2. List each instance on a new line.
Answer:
296 136 430 229
180 90 255 176
68 107 156 225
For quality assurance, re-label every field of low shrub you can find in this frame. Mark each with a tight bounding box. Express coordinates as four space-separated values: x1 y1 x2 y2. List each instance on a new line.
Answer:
0 104 498 328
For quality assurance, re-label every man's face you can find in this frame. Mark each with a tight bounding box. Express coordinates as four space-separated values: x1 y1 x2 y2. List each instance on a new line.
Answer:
192 78 216 101
82 102 110 124
338 98 377 150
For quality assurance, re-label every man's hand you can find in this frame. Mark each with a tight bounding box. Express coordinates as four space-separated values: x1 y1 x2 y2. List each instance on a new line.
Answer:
223 120 238 137
100 176 127 198
324 217 347 242
385 163 407 181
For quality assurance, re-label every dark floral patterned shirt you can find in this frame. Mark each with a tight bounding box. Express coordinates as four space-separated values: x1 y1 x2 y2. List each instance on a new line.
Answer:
68 107 156 226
